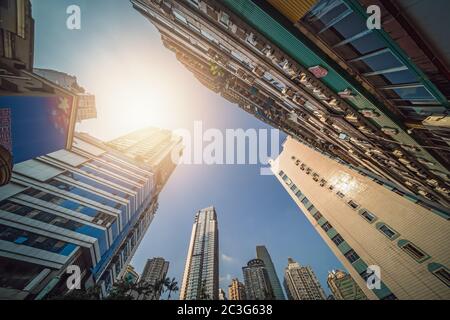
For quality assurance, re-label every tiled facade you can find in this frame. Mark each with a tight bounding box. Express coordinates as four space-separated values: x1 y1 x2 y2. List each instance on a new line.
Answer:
272 137 450 300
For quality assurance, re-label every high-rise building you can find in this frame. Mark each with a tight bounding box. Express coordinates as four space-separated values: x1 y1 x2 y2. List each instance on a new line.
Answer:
327 269 367 300
122 265 140 285
256 245 285 300
141 257 169 300
132 0 450 208
180 207 219 300
0 129 180 300
218 288 226 300
33 69 97 122
0 1 79 187
108 127 183 194
272 136 450 300
228 278 246 300
283 258 327 300
0 0 34 71
242 259 274 300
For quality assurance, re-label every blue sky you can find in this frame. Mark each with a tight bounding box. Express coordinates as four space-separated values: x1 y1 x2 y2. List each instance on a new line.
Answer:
32 0 344 297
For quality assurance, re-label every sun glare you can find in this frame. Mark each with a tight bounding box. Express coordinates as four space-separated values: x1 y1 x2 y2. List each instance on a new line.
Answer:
76 45 194 141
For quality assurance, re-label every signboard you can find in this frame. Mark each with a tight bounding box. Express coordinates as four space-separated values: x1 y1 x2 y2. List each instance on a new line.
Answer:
0 95 74 164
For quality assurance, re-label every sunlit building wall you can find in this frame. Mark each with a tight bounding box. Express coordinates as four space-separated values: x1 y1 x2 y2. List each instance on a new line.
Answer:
228 278 246 300
108 127 183 194
272 137 450 300
180 207 219 300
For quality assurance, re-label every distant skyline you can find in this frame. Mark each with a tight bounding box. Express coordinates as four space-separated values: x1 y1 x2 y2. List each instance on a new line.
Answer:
31 0 344 297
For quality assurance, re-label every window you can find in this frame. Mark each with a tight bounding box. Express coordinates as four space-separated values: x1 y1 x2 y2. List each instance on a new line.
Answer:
336 191 345 198
173 10 188 24
347 200 360 210
301 197 309 206
313 212 323 221
187 0 200 8
219 12 230 28
345 249 360 263
400 242 429 262
377 224 399 240
432 268 450 287
321 222 333 232
360 210 376 223
279 170 284 177
332 234 344 246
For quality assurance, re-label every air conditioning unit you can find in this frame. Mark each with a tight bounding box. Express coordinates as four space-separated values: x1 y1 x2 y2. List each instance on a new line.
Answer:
282 87 294 98
381 127 398 135
252 66 265 77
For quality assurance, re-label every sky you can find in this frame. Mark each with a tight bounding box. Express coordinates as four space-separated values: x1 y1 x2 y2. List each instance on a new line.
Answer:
31 0 344 298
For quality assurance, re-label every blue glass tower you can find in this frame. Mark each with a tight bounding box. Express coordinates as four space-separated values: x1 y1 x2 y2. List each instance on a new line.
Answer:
0 131 179 299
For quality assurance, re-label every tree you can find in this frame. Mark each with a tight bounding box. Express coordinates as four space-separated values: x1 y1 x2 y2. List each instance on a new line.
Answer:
106 281 134 300
164 277 179 300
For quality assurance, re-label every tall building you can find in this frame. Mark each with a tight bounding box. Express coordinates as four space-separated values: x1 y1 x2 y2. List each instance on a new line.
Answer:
0 0 34 71
1 1 78 186
122 265 140 285
218 288 226 300
108 127 183 194
283 258 327 300
141 257 169 300
33 68 97 122
256 245 285 300
327 269 367 300
132 0 450 208
228 278 246 300
242 258 274 300
272 136 450 300
180 207 219 300
0 129 180 300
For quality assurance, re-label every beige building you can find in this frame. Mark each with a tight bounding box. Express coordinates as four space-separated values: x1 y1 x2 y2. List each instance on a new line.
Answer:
228 278 246 300
283 258 326 300
271 137 450 300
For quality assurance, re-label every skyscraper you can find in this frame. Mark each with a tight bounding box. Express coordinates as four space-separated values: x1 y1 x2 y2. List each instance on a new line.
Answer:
108 127 183 194
272 136 450 300
283 258 327 300
256 245 285 300
180 207 219 300
228 278 246 300
242 259 274 300
141 257 170 300
327 270 367 300
218 288 227 300
122 265 140 285
0 129 180 300
132 0 450 209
